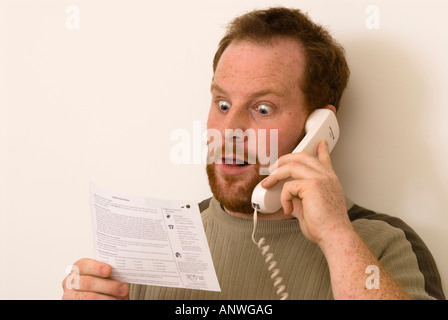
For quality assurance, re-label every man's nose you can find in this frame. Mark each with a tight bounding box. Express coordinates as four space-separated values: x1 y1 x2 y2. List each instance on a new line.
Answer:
221 105 253 158
222 103 248 133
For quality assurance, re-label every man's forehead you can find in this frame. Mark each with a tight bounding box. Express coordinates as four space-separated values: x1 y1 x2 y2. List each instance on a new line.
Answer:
211 39 305 95
213 38 305 91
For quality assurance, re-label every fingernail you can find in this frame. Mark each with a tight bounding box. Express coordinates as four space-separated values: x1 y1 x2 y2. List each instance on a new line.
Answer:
261 177 270 187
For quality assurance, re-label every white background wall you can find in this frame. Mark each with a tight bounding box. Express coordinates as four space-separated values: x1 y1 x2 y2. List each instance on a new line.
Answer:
0 0 446 299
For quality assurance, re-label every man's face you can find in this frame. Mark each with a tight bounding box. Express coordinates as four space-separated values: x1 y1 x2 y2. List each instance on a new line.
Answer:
206 38 309 214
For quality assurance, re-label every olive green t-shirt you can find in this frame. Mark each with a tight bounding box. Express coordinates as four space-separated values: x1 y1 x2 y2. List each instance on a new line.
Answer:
129 197 445 300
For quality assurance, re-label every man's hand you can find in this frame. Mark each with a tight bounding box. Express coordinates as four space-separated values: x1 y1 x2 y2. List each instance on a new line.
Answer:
62 258 129 300
262 141 412 299
262 140 352 246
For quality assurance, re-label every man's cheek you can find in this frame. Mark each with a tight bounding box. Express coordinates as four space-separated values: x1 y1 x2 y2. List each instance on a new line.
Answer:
256 128 279 175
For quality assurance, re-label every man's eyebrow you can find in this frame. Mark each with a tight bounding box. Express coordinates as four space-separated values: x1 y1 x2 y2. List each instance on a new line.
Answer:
210 83 285 98
249 88 285 98
210 83 227 94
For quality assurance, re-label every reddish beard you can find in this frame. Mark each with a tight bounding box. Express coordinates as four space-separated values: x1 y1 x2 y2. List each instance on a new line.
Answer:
206 163 265 214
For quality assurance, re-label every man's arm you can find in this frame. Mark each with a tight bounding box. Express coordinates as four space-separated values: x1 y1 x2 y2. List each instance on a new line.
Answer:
318 223 411 299
262 140 411 299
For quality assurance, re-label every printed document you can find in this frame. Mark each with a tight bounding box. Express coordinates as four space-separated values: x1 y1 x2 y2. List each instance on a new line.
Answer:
89 183 220 292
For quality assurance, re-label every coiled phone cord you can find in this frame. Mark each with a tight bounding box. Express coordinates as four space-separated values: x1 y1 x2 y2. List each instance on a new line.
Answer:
251 208 289 300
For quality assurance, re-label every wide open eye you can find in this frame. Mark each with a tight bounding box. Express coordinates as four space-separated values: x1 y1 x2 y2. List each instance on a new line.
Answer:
218 100 231 112
256 104 272 115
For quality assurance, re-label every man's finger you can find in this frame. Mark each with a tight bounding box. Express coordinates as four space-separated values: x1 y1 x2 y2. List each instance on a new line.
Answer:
317 140 333 170
74 258 112 278
62 289 126 300
76 275 129 297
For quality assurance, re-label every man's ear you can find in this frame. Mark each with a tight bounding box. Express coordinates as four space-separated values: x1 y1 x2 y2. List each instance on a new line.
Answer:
323 105 337 115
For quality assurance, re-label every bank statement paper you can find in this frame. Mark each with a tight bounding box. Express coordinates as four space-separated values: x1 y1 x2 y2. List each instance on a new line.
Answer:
89 183 220 292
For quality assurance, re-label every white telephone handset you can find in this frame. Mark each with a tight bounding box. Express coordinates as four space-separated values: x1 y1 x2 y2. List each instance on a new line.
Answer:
250 108 339 300
251 108 339 213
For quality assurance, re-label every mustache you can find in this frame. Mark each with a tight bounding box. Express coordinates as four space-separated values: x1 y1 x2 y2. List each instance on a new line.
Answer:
206 128 257 164
205 128 278 174
207 145 258 165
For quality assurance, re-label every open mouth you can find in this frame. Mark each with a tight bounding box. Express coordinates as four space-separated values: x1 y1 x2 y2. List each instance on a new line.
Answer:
222 158 251 166
218 157 254 176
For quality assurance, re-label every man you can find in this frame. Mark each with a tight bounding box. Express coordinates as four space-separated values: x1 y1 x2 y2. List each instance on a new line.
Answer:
62 7 445 300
